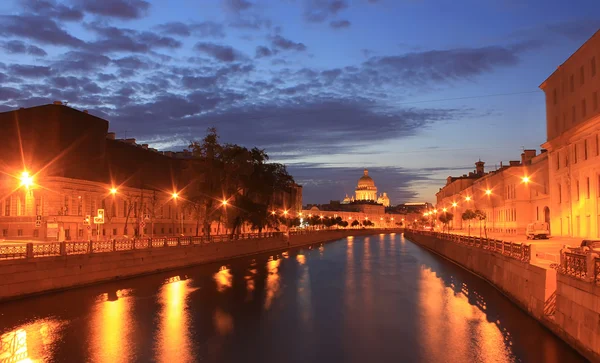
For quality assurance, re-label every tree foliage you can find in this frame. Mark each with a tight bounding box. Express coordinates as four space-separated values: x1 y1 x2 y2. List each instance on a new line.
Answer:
186 128 295 236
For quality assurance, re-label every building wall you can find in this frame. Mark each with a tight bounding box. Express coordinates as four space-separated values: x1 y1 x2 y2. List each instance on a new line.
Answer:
435 154 550 235
301 208 401 228
541 30 600 238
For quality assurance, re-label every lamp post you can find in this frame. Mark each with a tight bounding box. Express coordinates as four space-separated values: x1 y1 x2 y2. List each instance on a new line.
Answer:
171 192 178 236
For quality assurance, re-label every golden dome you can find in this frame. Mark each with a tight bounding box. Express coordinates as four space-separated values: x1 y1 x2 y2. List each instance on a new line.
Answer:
357 169 375 188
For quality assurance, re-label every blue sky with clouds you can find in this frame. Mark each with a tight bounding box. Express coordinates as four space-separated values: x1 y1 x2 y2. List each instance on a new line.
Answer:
0 0 599 204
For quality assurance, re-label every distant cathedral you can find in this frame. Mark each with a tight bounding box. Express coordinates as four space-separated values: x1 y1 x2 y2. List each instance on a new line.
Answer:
341 169 390 207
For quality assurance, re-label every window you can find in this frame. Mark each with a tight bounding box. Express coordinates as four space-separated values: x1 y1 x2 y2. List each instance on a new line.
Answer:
585 139 588 160
570 74 575 92
593 57 597 77
559 184 562 203
582 99 587 118
576 180 580 201
64 195 69 215
553 89 557 104
557 151 560 169
144 228 148 234
587 177 590 198
77 196 83 216
574 144 578 163
169 228 172 234
33 230 39 238
2 229 7 237
4 197 10 216
65 229 70 240
17 229 23 237
161 227 165 234
90 198 96 217
111 201 116 218
123 200 127 217
18 195 24 216
597 134 600 156
102 229 106 236
35 195 42 215
78 229 83 237
113 228 117 235
124 227 128 235
581 66 585 85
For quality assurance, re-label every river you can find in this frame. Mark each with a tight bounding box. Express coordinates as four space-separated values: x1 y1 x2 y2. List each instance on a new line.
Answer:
0 233 587 362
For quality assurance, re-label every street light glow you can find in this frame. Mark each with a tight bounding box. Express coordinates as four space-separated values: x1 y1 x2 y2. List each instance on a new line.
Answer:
110 187 118 195
452 202 458 207
222 199 228 206
442 208 447 212
283 210 288 216
465 196 471 202
172 192 178 199
522 176 530 184
19 171 33 189
485 189 492 195
271 211 276 215
433 209 437 213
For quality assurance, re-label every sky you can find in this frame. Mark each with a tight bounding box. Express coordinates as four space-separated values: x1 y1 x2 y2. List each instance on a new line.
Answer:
0 0 599 205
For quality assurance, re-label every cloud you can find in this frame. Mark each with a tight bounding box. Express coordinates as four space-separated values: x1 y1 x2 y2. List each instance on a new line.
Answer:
271 35 307 51
0 15 84 47
255 46 273 58
2 40 47 56
21 0 84 21
223 0 253 13
330 20 351 29
52 51 112 72
304 0 348 23
72 0 151 20
156 21 226 38
85 22 182 53
8 64 52 78
194 42 246 62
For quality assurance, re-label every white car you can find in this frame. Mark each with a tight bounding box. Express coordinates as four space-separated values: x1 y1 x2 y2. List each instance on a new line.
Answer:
526 222 550 239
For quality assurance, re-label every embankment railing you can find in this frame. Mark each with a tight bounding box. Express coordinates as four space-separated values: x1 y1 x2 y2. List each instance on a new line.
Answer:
0 232 284 261
407 230 532 263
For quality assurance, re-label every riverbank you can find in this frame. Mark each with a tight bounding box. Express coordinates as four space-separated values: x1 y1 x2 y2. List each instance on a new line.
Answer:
405 230 599 363
0 228 402 302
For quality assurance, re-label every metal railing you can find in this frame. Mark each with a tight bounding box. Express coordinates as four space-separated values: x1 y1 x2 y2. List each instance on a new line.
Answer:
408 230 532 263
0 232 286 261
560 251 588 279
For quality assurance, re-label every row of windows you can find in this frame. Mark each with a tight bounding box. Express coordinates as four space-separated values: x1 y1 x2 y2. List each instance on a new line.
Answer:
556 134 600 169
552 56 597 104
505 184 516 200
557 175 600 203
493 208 517 222
554 92 599 133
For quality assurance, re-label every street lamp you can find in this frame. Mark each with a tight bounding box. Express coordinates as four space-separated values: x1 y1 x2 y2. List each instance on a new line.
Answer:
485 189 492 196
221 199 228 206
172 192 179 199
465 196 471 202
442 208 447 212
522 176 530 184
19 171 33 189
110 187 118 195
452 202 458 208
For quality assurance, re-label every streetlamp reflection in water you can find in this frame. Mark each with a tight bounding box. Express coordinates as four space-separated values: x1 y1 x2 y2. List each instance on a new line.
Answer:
264 258 281 310
214 266 232 292
90 289 133 363
0 319 62 363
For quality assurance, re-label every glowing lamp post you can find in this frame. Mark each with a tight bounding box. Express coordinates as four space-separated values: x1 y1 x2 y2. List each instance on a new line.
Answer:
20 171 33 189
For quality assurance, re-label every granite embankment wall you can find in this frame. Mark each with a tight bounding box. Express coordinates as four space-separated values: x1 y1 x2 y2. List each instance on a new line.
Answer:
405 231 600 362
0 229 399 302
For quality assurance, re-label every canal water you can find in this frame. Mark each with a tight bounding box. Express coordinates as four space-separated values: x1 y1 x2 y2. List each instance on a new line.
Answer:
0 233 587 363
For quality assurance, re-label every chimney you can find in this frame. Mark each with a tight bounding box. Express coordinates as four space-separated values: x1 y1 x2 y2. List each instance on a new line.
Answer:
509 160 521 166
141 144 148 150
521 149 537 165
164 151 173 157
106 132 116 140
475 160 485 176
53 101 63 105
124 138 136 144
540 149 547 153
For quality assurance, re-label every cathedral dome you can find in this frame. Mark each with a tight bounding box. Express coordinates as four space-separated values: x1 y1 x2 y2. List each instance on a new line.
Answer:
357 169 375 188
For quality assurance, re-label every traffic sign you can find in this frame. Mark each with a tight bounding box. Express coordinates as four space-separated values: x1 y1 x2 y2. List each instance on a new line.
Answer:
94 209 105 224
35 220 41 228
36 215 41 221
84 215 91 225
143 214 150 221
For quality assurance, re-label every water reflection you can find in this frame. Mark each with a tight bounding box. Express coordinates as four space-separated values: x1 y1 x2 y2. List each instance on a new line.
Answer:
90 289 133 363
0 319 61 363
213 308 234 336
264 257 281 310
214 266 233 292
245 263 258 301
418 267 512 362
296 252 313 330
155 276 194 363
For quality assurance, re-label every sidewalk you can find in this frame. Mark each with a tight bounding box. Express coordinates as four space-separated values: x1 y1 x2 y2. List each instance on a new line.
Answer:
441 229 582 267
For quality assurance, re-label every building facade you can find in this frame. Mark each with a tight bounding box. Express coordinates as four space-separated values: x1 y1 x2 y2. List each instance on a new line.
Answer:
541 30 600 238
435 152 550 235
0 103 303 241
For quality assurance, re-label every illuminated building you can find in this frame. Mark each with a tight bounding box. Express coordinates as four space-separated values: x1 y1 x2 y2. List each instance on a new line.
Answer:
540 30 600 237
0 103 302 241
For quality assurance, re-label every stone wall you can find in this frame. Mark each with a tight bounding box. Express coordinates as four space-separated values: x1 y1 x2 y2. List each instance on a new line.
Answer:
554 273 600 359
0 229 399 302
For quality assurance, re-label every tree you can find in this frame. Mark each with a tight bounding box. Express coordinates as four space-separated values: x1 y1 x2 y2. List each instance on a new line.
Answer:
461 209 477 236
474 209 487 238
362 220 374 227
351 219 360 228
438 212 454 233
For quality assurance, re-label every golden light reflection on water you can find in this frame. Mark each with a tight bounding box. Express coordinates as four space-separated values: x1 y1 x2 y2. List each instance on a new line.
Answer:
245 267 257 301
90 289 133 363
0 319 62 363
213 308 234 336
156 277 195 363
297 252 313 329
264 258 281 310
214 266 233 292
418 267 513 363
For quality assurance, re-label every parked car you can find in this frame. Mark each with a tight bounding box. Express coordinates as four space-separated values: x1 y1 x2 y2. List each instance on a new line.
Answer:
526 222 550 239
580 240 600 252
